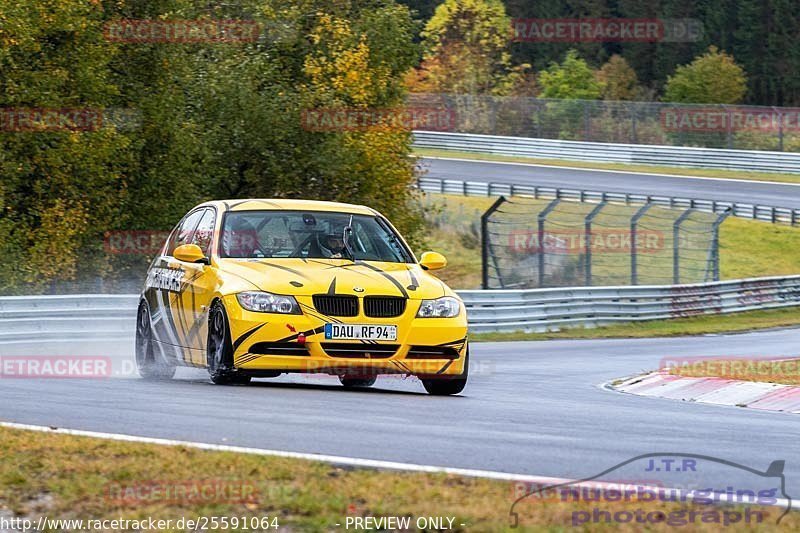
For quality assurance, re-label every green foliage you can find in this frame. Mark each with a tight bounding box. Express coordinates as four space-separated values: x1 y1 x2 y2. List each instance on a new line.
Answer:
0 0 424 294
663 46 747 104
411 0 527 95
538 50 604 100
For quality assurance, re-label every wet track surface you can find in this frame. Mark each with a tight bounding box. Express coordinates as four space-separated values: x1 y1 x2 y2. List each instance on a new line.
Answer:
421 157 800 209
2 331 799 495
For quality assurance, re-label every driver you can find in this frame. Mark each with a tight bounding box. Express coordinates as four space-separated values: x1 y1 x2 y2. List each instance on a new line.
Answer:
320 232 346 258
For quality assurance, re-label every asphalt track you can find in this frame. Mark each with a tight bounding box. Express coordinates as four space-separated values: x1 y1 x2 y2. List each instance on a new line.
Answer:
421 157 800 209
1 331 799 497
3 159 800 517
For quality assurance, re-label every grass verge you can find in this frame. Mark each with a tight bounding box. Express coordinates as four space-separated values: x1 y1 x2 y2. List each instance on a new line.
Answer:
420 194 800 290
470 306 800 342
414 148 800 185
0 426 794 532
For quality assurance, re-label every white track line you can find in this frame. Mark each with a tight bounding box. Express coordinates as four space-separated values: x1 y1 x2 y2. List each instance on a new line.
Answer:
0 421 791 511
419 155 800 188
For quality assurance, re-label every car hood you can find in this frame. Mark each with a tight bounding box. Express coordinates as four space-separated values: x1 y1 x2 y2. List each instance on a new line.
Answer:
216 258 452 300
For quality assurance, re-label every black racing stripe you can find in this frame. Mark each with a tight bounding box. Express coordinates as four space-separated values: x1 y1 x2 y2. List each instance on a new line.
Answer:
395 361 414 373
437 337 467 347
232 323 267 353
159 289 187 364
310 260 376 279
407 269 419 291
276 325 326 343
170 270 205 346
327 277 337 295
355 261 409 298
299 302 342 324
235 354 262 366
257 261 310 279
436 360 455 375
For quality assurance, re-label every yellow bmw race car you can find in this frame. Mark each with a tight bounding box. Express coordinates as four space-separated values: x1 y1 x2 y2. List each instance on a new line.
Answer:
136 199 469 395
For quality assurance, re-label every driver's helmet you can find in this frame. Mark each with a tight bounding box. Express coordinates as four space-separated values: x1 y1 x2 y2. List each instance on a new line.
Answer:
320 223 347 257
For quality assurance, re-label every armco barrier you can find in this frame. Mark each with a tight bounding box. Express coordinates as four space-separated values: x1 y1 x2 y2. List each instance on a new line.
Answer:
0 294 137 343
413 130 800 174
460 276 800 333
416 176 800 225
2 277 800 339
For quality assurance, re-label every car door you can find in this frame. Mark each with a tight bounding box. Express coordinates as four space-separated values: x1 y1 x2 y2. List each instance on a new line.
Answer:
173 207 219 364
148 208 206 364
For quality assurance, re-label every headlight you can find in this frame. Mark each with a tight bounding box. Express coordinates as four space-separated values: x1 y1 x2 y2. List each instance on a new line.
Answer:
416 296 461 318
236 291 301 314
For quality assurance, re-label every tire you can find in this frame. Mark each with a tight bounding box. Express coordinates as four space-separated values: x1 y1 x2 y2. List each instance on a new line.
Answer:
135 302 176 380
207 301 251 385
421 346 468 396
339 376 377 389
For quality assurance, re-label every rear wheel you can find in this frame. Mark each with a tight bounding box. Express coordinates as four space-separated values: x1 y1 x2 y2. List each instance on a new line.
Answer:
339 376 377 389
207 301 251 385
421 346 468 396
135 302 176 380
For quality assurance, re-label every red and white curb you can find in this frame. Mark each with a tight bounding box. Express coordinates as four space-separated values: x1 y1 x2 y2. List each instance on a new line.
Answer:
609 371 800 413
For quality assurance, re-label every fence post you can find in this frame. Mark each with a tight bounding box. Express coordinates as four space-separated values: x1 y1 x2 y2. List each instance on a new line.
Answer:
673 209 694 284
775 107 784 152
710 208 732 281
631 202 654 285
584 202 607 286
583 101 591 140
725 105 733 149
538 199 561 287
481 196 507 290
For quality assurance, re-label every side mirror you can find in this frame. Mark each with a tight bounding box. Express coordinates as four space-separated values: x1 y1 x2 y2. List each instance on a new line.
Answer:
173 244 209 264
419 251 447 271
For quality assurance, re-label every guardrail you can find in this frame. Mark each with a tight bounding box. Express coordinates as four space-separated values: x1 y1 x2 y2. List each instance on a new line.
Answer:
413 130 800 174
2 278 800 339
0 294 137 343
460 276 800 333
416 176 800 225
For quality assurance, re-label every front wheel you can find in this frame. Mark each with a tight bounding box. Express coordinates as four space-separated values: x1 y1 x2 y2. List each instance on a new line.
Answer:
135 302 176 380
421 346 468 396
207 301 251 385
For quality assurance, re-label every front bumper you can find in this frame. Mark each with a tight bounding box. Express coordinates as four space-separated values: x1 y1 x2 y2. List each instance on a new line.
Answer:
222 294 468 377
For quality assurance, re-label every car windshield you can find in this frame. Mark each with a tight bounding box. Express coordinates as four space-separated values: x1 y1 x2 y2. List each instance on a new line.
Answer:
219 210 413 263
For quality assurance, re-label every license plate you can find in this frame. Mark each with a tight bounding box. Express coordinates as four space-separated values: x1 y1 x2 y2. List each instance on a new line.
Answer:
324 324 397 341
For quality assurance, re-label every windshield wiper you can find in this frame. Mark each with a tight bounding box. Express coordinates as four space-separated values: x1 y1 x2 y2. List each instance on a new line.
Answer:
342 215 356 262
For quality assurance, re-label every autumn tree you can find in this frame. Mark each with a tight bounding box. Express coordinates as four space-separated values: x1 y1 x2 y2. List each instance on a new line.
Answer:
597 55 641 101
410 0 527 95
663 46 747 104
